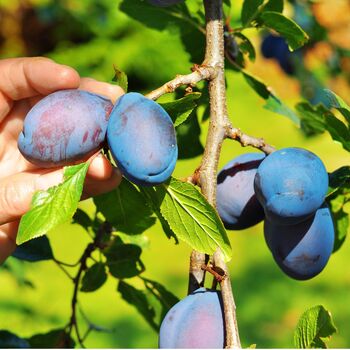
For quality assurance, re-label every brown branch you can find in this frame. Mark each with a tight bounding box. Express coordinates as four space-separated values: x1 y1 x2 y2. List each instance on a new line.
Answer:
194 1 241 348
226 126 276 154
145 66 216 101
213 249 241 349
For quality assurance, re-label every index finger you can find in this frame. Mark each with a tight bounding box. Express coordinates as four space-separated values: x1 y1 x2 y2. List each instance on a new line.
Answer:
0 57 80 122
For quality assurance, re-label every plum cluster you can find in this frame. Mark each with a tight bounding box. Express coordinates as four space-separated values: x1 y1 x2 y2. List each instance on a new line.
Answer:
159 287 225 348
216 148 334 280
18 90 178 186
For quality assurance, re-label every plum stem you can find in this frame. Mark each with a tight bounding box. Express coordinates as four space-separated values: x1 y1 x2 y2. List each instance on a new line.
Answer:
201 263 226 282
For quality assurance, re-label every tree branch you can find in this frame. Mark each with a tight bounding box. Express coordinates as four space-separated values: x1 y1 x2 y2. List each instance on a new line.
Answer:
226 126 276 154
145 66 215 101
198 1 241 348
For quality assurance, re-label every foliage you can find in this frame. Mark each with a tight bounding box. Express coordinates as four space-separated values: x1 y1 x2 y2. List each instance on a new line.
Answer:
294 305 337 348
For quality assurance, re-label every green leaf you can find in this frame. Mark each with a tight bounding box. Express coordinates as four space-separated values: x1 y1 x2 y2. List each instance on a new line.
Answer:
118 281 158 331
2 259 34 289
12 236 53 262
142 277 179 319
176 111 204 159
327 168 350 253
243 71 299 125
241 0 264 27
116 232 151 249
81 263 108 292
324 89 350 124
241 0 283 27
72 208 93 231
234 33 256 62
264 95 300 126
27 329 75 348
331 207 349 253
296 102 327 136
242 71 270 99
104 239 145 279
294 305 337 348
260 12 309 50
112 66 128 92
94 178 156 235
17 162 89 245
296 100 350 151
328 166 350 196
160 92 201 127
325 114 350 152
120 0 205 63
143 178 232 261
262 0 283 13
0 331 30 348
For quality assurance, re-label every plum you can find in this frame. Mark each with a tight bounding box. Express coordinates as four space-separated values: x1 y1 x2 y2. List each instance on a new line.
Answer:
107 92 177 186
148 0 184 7
18 89 113 167
254 147 328 224
159 287 225 348
261 35 295 75
264 204 334 280
217 153 265 230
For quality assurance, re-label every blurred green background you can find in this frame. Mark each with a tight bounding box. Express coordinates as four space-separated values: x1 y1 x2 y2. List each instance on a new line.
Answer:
1 0 350 348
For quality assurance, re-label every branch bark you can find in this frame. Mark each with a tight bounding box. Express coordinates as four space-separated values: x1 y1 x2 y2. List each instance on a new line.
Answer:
198 1 241 348
145 66 215 101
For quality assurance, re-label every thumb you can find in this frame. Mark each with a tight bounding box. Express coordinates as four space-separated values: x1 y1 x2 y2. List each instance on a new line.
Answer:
0 169 64 225
0 221 19 264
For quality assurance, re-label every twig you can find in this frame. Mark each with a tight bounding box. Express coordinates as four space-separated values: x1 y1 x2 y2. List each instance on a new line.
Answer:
226 126 276 154
201 263 226 282
67 222 112 347
54 260 75 281
213 249 240 349
145 66 216 101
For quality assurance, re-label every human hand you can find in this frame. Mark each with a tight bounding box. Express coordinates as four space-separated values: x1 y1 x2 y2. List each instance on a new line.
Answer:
0 57 124 263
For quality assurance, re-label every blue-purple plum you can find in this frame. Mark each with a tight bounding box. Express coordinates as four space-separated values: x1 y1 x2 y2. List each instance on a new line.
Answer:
107 92 177 186
264 204 334 280
261 35 296 75
254 147 328 224
18 89 113 167
148 0 184 7
159 287 224 348
217 153 265 230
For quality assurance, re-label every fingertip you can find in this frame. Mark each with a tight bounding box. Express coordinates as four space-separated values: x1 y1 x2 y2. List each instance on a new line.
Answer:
0 221 19 264
79 78 125 103
88 154 114 181
55 64 81 90
26 57 80 95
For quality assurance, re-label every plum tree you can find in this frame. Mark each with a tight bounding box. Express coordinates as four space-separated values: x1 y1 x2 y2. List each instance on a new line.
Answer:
254 147 328 224
264 204 335 280
18 89 113 167
159 287 225 348
216 153 265 230
148 0 184 7
107 92 177 186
